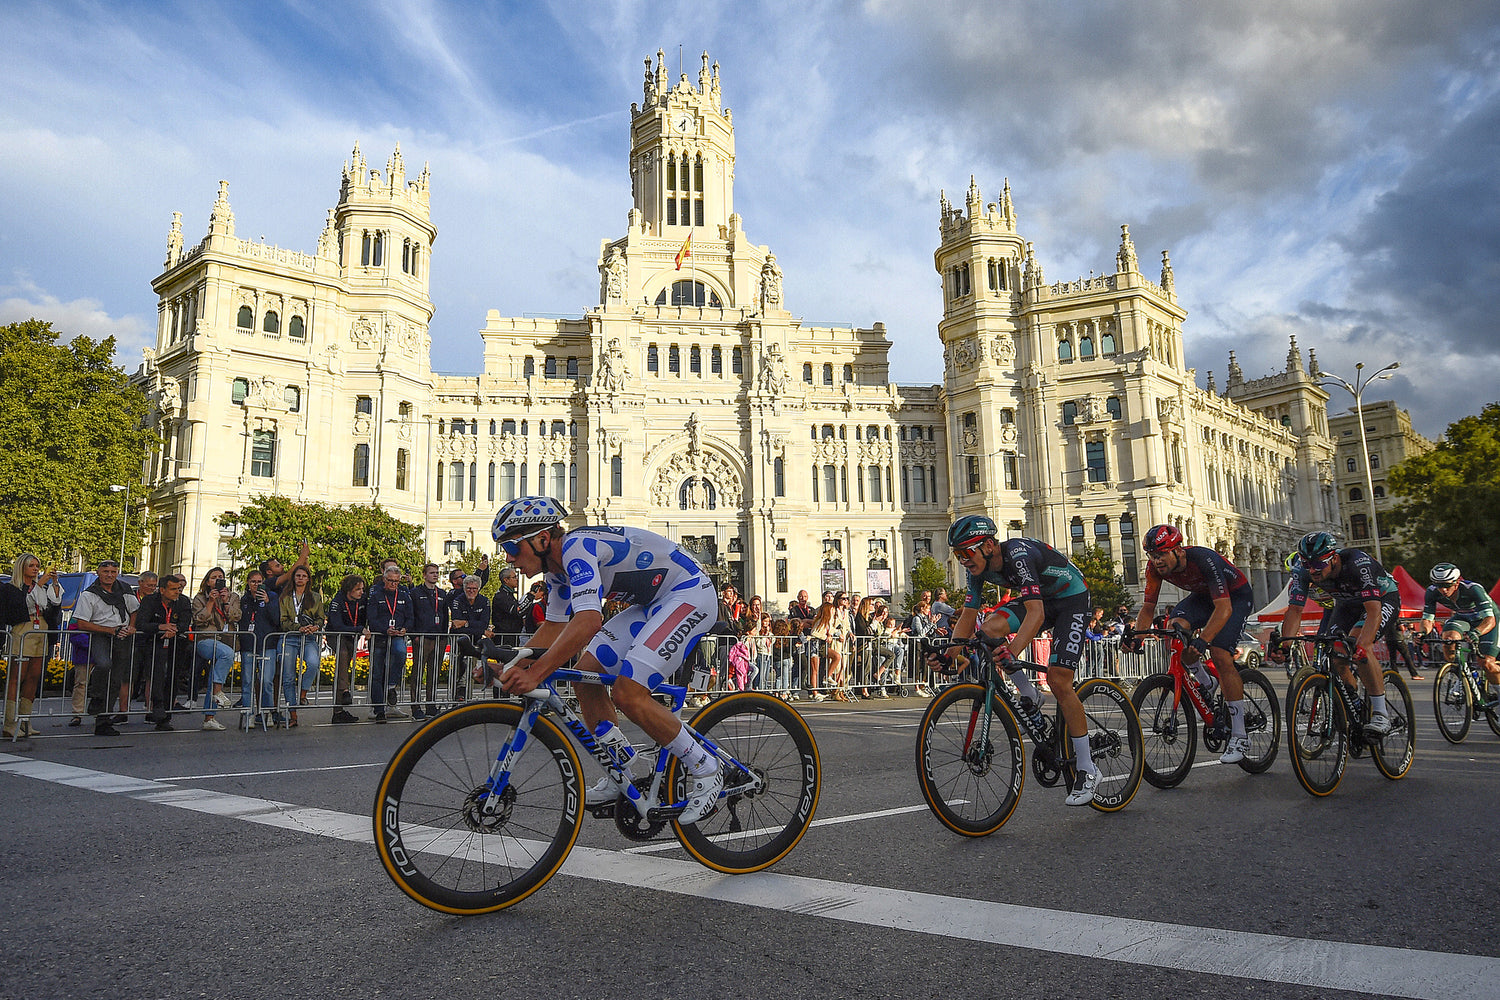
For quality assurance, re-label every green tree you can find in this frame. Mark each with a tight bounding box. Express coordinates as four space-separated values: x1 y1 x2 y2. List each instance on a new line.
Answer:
902 554 955 613
1385 402 1500 584
0 319 153 568
220 496 425 593
1074 545 1132 615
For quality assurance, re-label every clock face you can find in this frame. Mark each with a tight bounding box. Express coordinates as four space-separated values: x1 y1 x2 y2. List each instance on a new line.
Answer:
674 114 693 133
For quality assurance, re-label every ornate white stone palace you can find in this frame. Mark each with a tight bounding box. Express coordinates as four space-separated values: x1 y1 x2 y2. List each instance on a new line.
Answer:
139 50 1340 606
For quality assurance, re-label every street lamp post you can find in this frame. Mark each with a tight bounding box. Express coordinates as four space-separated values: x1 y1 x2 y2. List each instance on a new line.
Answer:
1320 361 1399 564
110 483 130 566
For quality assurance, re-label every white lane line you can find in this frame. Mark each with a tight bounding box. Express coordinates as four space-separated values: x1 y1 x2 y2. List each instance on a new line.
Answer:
2 752 1495 1000
623 802 938 854
156 762 386 781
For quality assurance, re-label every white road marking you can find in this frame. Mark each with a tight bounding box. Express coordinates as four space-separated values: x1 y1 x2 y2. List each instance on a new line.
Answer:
624 802 939 854
2 752 1495 999
156 761 386 781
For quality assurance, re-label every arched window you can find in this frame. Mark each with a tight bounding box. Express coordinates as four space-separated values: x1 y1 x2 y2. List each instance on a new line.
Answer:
449 461 465 502
1079 335 1094 359
523 356 535 378
1373 485 1386 499
361 231 372 266
1106 396 1122 420
550 420 565 437
1346 457 1357 472
678 476 718 510
1062 401 1078 425
1100 330 1116 354
843 364 854 383
821 424 835 439
353 444 370 487
236 306 254 330
802 363 813 383
1058 338 1073 361
501 462 516 501
1369 453 1380 469
654 281 721 307
288 315 305 341
501 419 516 435
1350 487 1363 502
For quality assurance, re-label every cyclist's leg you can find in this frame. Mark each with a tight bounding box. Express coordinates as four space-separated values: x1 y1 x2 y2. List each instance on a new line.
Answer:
1354 601 1398 702
1046 597 1092 768
1476 625 1500 688
978 601 1032 700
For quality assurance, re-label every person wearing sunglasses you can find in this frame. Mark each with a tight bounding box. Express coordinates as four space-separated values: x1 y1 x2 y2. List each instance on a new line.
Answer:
1420 562 1499 696
491 496 723 825
1271 531 1399 737
1125 524 1258 764
928 515 1101 806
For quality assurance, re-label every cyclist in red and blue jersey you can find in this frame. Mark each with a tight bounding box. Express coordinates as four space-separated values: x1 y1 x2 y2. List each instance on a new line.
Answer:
931 515 1101 806
492 497 723 824
1421 562 1500 696
1126 524 1257 764
1273 531 1397 737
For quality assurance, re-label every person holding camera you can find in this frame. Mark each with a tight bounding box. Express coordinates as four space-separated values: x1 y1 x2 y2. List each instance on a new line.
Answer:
191 567 240 731
73 559 140 737
238 569 282 729
367 561 413 721
277 564 324 726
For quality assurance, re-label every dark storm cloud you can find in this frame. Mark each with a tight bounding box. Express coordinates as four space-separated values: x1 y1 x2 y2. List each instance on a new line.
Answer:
1344 92 1500 353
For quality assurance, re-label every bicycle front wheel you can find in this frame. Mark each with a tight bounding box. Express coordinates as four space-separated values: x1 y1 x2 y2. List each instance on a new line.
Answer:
1131 673 1196 789
1076 678 1143 812
670 691 821 873
1236 667 1281 775
1432 662 1471 744
373 702 584 915
1372 670 1416 780
916 683 1025 836
1288 671 1347 797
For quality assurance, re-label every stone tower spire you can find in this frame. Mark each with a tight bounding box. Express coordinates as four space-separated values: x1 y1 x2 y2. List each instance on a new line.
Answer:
1023 241 1044 290
1286 335 1304 374
966 175 982 217
1160 250 1175 294
165 211 183 268
1001 178 1015 231
1206 370 1217 394
1116 224 1138 273
1308 349 1322 378
387 142 405 188
208 180 234 238
1227 350 1243 388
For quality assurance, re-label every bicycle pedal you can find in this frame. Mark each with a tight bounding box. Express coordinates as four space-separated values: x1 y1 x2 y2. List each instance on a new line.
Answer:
587 801 617 820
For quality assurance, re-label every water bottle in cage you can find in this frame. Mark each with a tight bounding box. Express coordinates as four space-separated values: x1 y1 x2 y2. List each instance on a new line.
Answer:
592 720 636 773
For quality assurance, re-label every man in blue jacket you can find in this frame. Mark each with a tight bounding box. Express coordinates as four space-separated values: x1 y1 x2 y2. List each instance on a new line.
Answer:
409 562 449 719
366 561 413 722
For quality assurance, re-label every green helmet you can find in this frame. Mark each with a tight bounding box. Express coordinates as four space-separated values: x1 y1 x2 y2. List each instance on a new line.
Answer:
948 514 999 549
1296 531 1337 562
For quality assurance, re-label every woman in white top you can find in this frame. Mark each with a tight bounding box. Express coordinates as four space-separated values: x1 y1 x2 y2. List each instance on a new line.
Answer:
5 553 61 739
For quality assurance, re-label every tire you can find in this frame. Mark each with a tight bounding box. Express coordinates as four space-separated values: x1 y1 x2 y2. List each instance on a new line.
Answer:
373 702 584 915
915 683 1025 836
1487 698 1500 739
1130 673 1196 789
1075 678 1144 812
1372 670 1416 781
669 691 821 872
1236 667 1281 775
1432 662 1472 744
1288 671 1347 797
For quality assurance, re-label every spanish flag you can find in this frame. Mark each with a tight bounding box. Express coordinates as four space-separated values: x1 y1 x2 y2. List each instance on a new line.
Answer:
675 231 693 271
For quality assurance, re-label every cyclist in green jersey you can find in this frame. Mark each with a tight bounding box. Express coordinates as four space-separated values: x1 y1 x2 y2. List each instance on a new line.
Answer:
1422 563 1500 696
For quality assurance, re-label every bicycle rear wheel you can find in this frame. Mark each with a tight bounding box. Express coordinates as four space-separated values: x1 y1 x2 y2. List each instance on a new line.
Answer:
670 691 821 873
373 702 584 914
1288 671 1347 797
1432 662 1471 744
1372 670 1415 780
1131 673 1196 789
1076 678 1143 812
1236 667 1281 775
916 683 1025 836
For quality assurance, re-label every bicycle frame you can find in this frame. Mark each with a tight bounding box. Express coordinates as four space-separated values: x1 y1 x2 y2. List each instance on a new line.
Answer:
1131 628 1225 733
939 637 1070 780
1434 634 1491 706
1290 635 1373 749
477 663 760 824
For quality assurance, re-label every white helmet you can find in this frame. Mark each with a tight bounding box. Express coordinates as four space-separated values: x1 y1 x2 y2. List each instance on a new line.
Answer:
1430 562 1461 585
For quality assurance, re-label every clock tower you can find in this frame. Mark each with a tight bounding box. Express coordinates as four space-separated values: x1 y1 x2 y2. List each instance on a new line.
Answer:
630 49 735 235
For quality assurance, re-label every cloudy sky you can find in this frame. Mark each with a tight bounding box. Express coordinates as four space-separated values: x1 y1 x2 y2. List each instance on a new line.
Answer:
3 0 1497 439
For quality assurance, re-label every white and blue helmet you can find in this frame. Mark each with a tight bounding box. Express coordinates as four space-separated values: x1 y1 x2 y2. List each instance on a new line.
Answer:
491 496 568 544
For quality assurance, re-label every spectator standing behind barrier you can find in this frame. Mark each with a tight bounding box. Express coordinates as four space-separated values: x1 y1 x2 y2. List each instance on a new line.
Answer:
73 559 139 737
238 569 281 730
525 581 546 637
448 575 492 696
4 554 60 739
191 567 240 732
277 565 324 726
138 573 193 732
931 588 958 636
261 540 311 596
367 562 412 721
409 563 449 719
326 575 366 723
130 571 159 707
490 566 528 641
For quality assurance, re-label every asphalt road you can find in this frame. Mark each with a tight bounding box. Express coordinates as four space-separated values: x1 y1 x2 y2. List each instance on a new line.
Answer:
2 680 1498 1000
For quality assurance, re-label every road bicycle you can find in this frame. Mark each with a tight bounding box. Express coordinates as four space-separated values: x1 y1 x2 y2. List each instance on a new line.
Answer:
915 634 1143 837
1126 626 1280 789
374 644 821 914
1428 632 1500 744
1277 634 1415 797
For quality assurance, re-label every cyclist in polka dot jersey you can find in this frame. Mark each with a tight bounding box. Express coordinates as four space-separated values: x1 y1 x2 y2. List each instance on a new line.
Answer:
493 497 724 823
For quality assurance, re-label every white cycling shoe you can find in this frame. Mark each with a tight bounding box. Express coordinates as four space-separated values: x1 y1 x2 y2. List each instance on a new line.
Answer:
585 773 628 807
1219 735 1252 765
1364 712 1391 738
1064 767 1101 806
677 767 725 824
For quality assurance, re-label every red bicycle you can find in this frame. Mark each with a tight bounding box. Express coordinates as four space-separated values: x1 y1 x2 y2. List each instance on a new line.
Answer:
1127 626 1281 788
